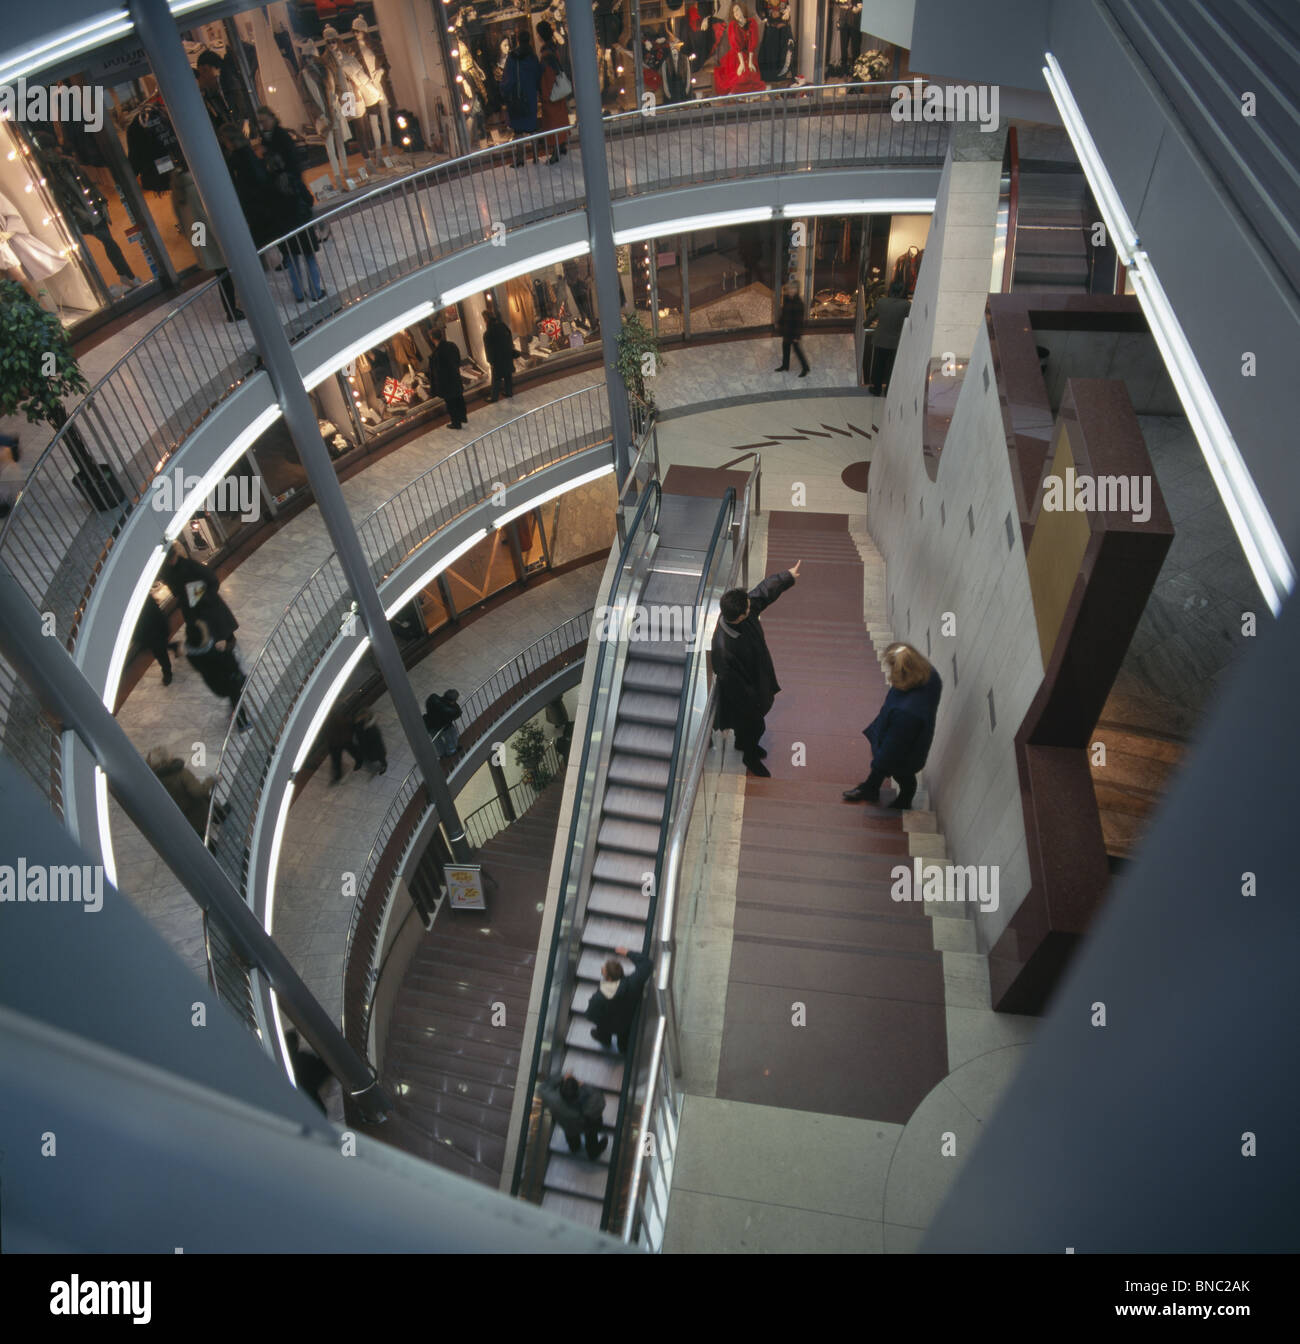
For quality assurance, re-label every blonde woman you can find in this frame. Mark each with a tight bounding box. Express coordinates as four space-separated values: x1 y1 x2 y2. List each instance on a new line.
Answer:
844 642 942 809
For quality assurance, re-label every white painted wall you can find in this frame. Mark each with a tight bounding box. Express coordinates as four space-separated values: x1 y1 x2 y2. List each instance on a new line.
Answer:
865 145 1044 950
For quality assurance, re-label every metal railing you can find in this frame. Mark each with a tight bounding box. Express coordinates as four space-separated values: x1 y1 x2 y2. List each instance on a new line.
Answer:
341 612 592 1054
0 654 64 820
461 743 565 849
202 908 261 1039
204 386 611 893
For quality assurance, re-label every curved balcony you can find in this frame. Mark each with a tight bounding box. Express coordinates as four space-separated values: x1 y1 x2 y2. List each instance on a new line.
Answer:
0 86 943 701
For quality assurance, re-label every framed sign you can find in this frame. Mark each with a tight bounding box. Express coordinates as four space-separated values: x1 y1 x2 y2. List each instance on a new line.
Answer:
446 863 486 911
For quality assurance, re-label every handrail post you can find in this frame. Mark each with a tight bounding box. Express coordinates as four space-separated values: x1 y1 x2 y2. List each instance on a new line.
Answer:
129 0 470 865
565 0 633 489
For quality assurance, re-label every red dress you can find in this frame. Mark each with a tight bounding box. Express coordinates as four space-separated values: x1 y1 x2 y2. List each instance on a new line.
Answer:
714 19 766 94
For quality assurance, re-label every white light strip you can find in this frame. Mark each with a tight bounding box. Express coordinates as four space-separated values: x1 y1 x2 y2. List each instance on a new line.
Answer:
1042 54 1139 261
302 301 434 390
1043 52 1294 614
614 207 774 244
94 765 117 890
101 543 167 712
163 405 282 541
437 241 590 307
0 14 133 84
778 199 935 218
493 464 615 530
383 527 489 617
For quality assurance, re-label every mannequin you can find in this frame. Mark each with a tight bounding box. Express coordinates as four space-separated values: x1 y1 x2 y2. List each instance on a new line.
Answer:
351 18 394 166
756 1 795 83
0 187 71 299
245 7 309 132
828 0 863 77
322 25 383 173
687 2 727 75
714 6 765 95
296 38 348 192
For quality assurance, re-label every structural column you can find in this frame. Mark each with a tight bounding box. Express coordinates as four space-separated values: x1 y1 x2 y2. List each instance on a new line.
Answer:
0 567 387 1118
565 0 634 487
128 0 470 862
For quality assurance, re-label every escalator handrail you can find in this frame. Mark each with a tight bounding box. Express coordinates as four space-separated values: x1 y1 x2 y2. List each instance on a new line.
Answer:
509 474 663 1198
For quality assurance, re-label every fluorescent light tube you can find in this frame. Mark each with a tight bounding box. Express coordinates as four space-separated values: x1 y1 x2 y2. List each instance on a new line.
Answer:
302 301 434 389
614 207 774 244
493 464 614 530
383 528 489 616
778 199 935 217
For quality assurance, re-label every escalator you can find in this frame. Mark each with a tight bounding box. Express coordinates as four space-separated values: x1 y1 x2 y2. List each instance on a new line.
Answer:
512 471 757 1231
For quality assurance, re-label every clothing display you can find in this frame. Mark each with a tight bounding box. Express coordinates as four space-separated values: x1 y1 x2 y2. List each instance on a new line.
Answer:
828 0 863 75
892 245 923 297
33 139 140 285
688 2 726 67
714 9 766 94
756 1 795 82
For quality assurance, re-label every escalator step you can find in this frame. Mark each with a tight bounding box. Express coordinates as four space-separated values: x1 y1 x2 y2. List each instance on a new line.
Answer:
620 690 681 727
607 753 671 790
623 657 687 693
588 881 653 921
597 816 663 856
592 850 656 888
541 1189 604 1226
603 784 670 822
582 911 647 949
612 721 676 759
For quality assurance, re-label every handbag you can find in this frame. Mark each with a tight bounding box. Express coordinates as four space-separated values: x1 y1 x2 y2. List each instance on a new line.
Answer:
549 69 572 101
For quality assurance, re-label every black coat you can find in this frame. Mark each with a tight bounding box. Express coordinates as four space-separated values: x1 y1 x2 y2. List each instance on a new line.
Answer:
259 124 317 255
225 144 289 247
185 637 243 702
483 317 518 369
711 570 795 732
161 554 239 643
422 692 462 735
779 294 805 339
537 1073 605 1132
585 951 652 1040
430 339 464 400
865 295 911 350
863 670 943 774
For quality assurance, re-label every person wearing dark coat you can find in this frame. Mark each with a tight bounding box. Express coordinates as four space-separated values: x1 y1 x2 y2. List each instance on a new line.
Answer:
216 124 283 250
160 542 239 645
481 310 519 402
423 688 462 757
864 280 911 396
538 1072 608 1159
500 30 542 162
430 331 469 429
284 1029 333 1116
183 619 249 730
352 708 388 775
256 106 325 303
146 747 218 837
133 595 179 686
776 282 810 376
844 642 942 810
711 563 801 776
325 704 361 783
586 947 652 1054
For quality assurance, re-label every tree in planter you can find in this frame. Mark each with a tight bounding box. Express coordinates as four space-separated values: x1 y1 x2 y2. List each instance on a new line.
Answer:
0 277 113 504
615 313 664 411
512 720 554 791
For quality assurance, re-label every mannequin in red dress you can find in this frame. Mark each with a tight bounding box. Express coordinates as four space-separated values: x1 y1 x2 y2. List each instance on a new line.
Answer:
714 6 766 95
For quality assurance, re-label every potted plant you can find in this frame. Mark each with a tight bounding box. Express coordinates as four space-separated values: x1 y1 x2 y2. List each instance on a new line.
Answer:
615 312 664 411
512 720 554 790
0 278 118 508
853 50 892 82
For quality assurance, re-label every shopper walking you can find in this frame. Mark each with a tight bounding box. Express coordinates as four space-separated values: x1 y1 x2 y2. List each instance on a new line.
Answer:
711 562 801 777
133 594 179 686
422 688 463 757
430 328 469 429
775 282 810 377
325 704 361 783
500 29 542 165
183 619 249 731
482 310 519 402
538 1072 608 1159
586 946 653 1054
864 280 911 396
843 642 942 810
537 21 571 165
352 708 388 775
256 106 326 303
160 541 239 645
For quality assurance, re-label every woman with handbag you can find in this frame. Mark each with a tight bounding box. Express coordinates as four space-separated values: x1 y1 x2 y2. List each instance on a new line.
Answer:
500 29 542 166
537 21 571 165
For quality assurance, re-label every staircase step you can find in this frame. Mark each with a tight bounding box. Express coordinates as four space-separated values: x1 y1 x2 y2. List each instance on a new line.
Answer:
390 1006 524 1055
738 821 910 856
398 978 531 1023
737 846 906 883
383 1041 519 1089
562 1046 626 1091
382 1054 518 1109
597 816 663 856
385 1079 513 1138
390 1021 521 1069
607 752 671 791
415 941 537 984
620 690 681 727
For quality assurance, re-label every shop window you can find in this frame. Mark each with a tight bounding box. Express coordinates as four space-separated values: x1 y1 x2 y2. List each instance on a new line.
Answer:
808 215 861 321
444 528 518 611
687 220 774 331
653 237 684 337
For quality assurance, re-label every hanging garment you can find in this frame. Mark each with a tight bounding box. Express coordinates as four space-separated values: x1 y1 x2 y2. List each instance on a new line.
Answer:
714 19 765 95
688 4 726 66
126 101 183 191
757 3 795 81
0 189 70 281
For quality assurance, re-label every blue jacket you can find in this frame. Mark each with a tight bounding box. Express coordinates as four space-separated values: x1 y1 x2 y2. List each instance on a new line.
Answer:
501 52 541 132
863 670 942 774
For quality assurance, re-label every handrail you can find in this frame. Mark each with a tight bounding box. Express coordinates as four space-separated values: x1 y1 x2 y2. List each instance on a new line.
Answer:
1002 124 1020 293
510 476 663 1198
600 484 737 1230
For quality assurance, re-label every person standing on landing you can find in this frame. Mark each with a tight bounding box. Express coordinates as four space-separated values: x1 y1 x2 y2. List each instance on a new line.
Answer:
864 280 911 396
711 561 801 777
844 642 942 809
776 282 811 377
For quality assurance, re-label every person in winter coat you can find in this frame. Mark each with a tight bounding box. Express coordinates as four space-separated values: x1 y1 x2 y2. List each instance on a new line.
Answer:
256 106 326 303
538 1071 608 1159
325 704 361 782
537 22 570 164
159 541 239 645
422 688 463 757
711 562 801 776
843 642 942 809
146 747 218 837
429 329 469 429
183 619 249 730
864 280 911 396
216 124 283 250
776 282 810 377
586 946 653 1054
481 309 519 402
352 707 388 775
500 29 542 163
133 594 179 686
